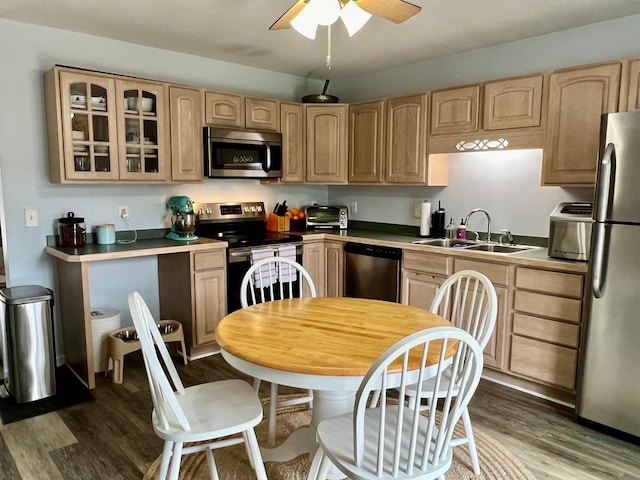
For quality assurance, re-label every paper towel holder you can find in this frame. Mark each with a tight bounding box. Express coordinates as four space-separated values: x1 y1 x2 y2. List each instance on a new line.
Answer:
419 199 431 237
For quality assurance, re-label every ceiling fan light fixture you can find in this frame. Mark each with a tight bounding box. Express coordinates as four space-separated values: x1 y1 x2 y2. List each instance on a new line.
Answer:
339 1 372 37
291 3 319 39
308 0 341 26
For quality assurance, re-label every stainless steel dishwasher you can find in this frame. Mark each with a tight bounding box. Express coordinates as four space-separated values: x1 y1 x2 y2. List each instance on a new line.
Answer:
344 242 402 302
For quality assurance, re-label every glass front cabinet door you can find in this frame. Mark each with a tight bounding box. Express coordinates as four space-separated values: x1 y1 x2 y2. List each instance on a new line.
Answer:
60 71 120 181
116 79 167 181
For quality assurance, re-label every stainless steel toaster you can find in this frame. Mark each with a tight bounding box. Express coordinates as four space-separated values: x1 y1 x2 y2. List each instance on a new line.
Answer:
548 202 594 261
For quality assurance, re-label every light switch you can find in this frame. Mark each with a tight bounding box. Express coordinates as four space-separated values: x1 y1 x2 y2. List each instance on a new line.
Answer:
25 207 39 227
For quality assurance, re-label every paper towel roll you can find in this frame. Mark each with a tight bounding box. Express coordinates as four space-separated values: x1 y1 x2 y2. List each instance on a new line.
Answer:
420 201 431 237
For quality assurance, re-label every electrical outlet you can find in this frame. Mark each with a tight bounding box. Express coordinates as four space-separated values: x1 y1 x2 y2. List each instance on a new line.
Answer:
24 207 39 227
119 206 129 218
350 201 358 214
414 203 422 218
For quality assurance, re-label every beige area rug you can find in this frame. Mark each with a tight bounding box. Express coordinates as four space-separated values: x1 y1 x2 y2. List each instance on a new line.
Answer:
145 400 535 480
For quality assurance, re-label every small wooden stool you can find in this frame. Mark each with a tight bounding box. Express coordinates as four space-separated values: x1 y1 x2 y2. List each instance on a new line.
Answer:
105 320 187 384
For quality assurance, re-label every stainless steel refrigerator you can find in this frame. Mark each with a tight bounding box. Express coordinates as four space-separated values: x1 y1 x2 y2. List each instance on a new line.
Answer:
576 111 640 440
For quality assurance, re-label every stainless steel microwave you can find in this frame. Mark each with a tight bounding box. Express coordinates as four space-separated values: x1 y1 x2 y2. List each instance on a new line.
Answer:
304 205 348 229
203 127 282 178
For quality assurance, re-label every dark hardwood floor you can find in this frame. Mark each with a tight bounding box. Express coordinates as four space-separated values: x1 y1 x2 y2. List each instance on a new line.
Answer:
0 352 638 479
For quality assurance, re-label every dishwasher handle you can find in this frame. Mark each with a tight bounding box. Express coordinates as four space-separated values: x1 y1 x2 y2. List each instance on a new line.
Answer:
344 242 402 260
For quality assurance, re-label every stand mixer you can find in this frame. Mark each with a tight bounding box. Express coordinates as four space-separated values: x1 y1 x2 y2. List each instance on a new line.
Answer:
166 196 198 241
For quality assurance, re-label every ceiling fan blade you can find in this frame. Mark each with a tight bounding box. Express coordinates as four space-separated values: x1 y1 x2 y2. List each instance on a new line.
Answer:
355 0 421 24
269 0 308 30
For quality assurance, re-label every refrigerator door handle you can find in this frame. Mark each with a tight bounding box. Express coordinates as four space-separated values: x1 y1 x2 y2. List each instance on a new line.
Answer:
591 222 608 298
594 143 616 222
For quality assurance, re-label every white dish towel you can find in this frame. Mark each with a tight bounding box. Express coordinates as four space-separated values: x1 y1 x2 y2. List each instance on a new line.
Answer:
250 247 276 288
277 245 298 283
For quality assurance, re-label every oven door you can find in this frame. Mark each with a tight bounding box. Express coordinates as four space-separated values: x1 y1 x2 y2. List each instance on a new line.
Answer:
205 138 282 178
226 243 303 313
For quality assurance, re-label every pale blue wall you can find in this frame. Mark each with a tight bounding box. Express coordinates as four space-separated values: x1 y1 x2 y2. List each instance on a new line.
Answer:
0 19 328 350
2 14 640 358
330 14 640 235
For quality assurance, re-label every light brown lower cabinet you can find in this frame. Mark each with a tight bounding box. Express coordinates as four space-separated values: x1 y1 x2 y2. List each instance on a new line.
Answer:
303 240 326 297
159 249 227 358
325 240 344 297
508 266 584 397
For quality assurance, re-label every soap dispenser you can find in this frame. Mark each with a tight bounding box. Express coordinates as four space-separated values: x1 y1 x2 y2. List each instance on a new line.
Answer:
456 218 467 239
445 218 457 239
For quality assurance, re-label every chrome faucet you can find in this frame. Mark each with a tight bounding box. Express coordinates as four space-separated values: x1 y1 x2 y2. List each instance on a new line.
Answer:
499 229 514 245
464 209 491 242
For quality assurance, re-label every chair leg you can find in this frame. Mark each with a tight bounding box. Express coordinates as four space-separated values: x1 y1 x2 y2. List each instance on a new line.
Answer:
167 442 183 480
307 389 313 409
158 441 174 480
406 392 418 411
180 337 188 365
241 431 256 469
316 454 334 480
461 407 481 475
205 447 219 480
269 382 278 446
308 447 325 480
244 428 268 480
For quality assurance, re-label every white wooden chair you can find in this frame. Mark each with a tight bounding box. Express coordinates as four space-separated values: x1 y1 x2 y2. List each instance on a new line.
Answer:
308 326 484 480
128 292 267 480
240 256 317 445
404 269 497 475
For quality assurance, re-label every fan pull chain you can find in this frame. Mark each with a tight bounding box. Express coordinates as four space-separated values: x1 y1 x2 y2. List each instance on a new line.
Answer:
326 24 332 69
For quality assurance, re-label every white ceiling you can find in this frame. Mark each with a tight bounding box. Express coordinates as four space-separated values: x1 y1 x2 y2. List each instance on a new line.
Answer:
3 0 640 79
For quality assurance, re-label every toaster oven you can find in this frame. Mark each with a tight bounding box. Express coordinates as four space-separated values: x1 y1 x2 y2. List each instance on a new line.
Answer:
548 202 594 261
304 205 348 229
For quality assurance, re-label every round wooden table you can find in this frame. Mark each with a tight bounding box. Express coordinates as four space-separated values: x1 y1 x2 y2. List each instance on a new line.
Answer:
216 297 454 474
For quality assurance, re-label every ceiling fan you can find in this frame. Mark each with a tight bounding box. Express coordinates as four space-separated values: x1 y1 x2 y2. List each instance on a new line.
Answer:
270 0 421 33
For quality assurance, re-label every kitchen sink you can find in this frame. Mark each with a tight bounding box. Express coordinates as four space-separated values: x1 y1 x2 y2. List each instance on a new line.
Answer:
464 244 532 254
411 238 478 248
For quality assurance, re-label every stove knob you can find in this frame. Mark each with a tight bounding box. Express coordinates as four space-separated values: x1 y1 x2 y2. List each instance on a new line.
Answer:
256 205 263 212
206 208 212 214
250 205 256 213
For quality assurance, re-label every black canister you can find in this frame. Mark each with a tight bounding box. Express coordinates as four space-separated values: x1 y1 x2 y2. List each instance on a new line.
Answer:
431 202 446 238
58 212 86 247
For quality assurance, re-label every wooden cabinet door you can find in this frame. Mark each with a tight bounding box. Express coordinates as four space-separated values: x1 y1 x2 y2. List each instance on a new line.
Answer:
542 63 621 185
280 102 305 183
54 70 120 182
430 86 479 135
303 241 326 296
194 269 226 346
325 241 344 297
401 270 444 311
305 105 348 184
481 285 508 369
483 75 543 130
349 100 384 183
384 94 428 183
245 97 279 131
116 79 168 181
169 86 203 182
620 57 640 111
204 91 244 128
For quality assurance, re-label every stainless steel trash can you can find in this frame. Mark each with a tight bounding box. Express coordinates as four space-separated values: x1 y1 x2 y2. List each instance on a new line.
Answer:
0 286 56 403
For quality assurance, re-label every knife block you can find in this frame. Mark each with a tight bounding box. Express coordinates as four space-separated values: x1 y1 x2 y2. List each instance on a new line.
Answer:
266 213 290 231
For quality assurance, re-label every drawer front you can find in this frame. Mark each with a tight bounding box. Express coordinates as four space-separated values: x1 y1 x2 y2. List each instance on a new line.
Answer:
193 250 225 271
454 259 509 286
516 267 583 298
403 251 452 276
513 313 579 348
514 290 582 323
510 335 577 390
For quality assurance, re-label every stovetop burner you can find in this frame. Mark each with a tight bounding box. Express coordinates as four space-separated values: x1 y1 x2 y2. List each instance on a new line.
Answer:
194 201 302 248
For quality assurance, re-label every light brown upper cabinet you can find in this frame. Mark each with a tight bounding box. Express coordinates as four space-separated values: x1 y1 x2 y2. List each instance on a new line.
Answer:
349 100 385 183
280 102 305 183
483 75 543 130
620 57 640 111
44 66 169 183
385 93 444 184
169 86 203 182
430 85 480 135
204 90 279 132
542 62 621 186
305 104 348 184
